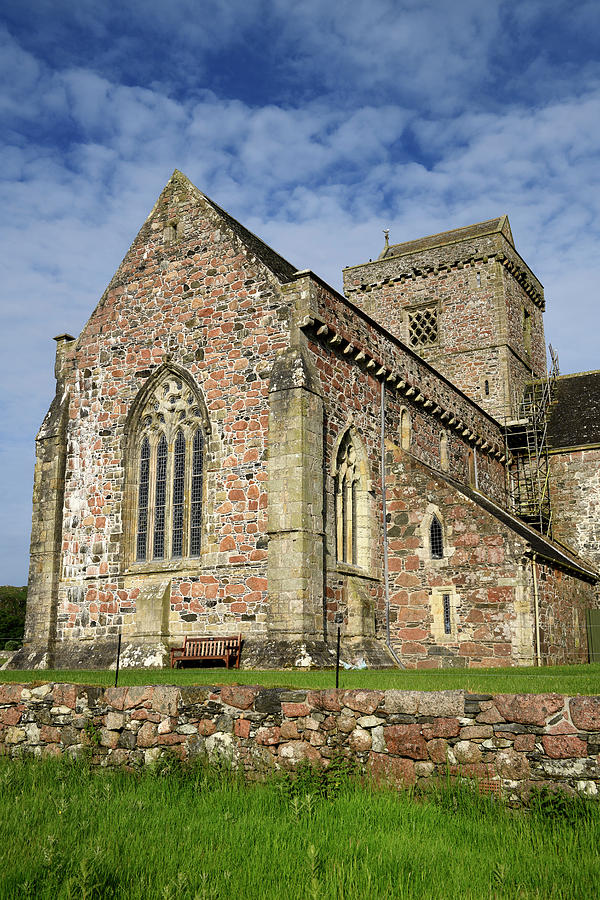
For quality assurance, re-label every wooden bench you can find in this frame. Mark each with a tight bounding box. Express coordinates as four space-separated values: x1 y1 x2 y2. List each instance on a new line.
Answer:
170 634 242 669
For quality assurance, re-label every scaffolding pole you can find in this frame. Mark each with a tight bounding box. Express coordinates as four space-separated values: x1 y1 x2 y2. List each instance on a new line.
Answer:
504 346 559 536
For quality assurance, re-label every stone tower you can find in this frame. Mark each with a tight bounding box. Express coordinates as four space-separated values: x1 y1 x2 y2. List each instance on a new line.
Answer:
343 216 546 421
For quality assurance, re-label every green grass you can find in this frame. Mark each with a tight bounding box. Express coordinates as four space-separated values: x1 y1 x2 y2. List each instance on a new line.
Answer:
2 662 600 694
0 755 598 899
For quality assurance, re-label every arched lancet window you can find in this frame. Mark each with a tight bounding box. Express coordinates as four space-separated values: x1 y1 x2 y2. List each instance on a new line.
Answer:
334 428 372 568
171 431 186 558
430 516 444 559
190 430 203 557
133 371 207 563
335 431 358 564
153 434 168 559
400 408 411 450
136 438 150 561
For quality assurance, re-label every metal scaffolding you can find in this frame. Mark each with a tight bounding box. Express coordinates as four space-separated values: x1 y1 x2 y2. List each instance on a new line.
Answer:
504 346 559 536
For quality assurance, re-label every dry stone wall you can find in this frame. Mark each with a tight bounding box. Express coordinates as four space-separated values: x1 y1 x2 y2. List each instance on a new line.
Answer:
1 683 599 801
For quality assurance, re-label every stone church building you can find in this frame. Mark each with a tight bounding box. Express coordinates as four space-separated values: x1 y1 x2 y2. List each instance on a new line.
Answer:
19 170 600 669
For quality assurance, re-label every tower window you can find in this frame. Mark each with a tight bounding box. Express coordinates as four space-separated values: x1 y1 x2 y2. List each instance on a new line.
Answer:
430 516 444 559
484 379 490 396
408 306 438 348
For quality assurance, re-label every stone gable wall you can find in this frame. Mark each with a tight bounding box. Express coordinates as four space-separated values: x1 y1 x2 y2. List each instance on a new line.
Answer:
1 683 598 801
29 178 294 660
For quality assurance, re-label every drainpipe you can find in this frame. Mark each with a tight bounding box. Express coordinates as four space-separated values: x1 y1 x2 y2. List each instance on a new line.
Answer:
381 379 403 667
531 552 541 667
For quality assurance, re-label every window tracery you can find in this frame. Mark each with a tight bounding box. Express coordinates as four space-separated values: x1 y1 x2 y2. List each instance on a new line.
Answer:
133 373 206 563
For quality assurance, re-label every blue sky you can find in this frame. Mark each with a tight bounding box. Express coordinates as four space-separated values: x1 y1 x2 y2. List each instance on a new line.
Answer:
1 0 600 584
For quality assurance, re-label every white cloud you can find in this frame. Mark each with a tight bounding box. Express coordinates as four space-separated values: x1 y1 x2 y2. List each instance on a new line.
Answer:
1 9 600 581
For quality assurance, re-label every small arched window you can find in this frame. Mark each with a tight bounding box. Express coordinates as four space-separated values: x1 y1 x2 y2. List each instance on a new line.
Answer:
133 372 206 563
430 516 444 559
484 379 490 396
400 408 411 450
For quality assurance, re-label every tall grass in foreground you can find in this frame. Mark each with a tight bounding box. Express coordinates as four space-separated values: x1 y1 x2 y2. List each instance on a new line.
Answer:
2 662 600 694
0 756 598 899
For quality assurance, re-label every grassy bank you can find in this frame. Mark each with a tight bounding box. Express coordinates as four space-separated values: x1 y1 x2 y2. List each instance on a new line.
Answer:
0 756 598 899
1 662 600 694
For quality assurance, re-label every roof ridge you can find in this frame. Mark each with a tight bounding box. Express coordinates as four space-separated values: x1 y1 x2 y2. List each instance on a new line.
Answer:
381 214 514 260
164 172 298 283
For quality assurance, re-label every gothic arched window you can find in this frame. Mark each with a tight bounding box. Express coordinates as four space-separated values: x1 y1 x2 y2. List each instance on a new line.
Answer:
430 515 444 559
334 428 372 570
335 431 358 565
133 372 207 563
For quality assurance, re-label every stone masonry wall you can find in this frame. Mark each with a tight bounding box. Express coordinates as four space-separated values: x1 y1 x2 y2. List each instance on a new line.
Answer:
1 683 599 801
536 559 595 665
385 445 537 667
549 448 600 574
29 173 293 661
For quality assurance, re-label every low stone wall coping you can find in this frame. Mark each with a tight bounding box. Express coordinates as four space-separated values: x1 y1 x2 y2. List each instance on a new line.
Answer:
1 684 599 800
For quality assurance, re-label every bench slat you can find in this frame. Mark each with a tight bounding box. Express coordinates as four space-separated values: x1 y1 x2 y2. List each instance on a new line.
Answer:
170 633 242 668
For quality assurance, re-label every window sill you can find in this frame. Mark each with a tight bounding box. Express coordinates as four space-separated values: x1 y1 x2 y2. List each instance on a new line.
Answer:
336 562 381 582
124 558 202 577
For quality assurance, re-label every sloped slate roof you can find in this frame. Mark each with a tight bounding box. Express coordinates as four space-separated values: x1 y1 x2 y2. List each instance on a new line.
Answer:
547 371 600 450
433 467 597 580
381 215 513 259
457 482 597 579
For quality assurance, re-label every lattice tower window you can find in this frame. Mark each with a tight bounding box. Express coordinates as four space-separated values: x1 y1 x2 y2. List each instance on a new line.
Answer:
408 306 438 348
